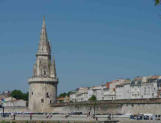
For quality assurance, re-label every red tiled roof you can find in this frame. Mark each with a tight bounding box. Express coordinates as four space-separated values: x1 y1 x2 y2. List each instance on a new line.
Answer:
106 82 112 88
57 97 64 101
151 75 160 79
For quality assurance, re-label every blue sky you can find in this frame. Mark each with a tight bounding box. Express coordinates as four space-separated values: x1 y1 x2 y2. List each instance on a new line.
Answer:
0 0 161 94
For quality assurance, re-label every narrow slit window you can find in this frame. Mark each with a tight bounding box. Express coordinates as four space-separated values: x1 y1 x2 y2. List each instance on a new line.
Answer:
46 92 49 98
41 99 44 103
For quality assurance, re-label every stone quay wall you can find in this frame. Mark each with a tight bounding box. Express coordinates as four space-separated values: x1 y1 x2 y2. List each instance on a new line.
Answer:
52 98 161 114
0 106 28 113
0 120 118 123
2 98 161 114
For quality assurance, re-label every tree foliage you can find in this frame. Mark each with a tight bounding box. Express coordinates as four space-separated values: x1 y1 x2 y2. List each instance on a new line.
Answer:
88 95 97 101
10 90 28 101
155 0 160 5
58 91 72 98
58 92 67 98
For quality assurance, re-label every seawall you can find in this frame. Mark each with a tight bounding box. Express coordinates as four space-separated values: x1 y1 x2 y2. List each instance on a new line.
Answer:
52 98 161 114
0 120 118 123
2 98 161 114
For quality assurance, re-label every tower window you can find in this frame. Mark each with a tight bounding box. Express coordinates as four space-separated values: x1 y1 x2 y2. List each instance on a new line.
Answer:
46 92 49 98
41 99 44 103
44 71 46 75
32 92 33 95
50 100 52 104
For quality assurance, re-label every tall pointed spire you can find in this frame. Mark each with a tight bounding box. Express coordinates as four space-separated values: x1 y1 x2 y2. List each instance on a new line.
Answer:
37 16 51 56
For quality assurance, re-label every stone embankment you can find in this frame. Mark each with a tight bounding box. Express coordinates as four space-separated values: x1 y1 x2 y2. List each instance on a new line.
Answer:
51 98 161 114
1 119 161 123
52 98 161 107
0 120 118 123
1 98 161 115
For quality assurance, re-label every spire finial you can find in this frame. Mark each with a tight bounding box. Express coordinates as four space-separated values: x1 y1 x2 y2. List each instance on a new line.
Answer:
37 16 51 56
43 16 46 27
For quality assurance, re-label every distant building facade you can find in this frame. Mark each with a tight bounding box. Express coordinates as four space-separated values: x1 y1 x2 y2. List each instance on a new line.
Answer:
88 85 104 101
28 17 58 112
69 76 161 102
130 76 159 99
76 87 88 102
116 83 131 100
69 91 77 102
1 97 26 107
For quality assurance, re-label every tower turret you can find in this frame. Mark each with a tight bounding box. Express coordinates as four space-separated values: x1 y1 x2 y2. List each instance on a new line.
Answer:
50 56 57 78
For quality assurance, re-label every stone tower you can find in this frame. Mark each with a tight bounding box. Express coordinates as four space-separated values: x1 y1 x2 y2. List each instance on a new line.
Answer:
28 17 58 112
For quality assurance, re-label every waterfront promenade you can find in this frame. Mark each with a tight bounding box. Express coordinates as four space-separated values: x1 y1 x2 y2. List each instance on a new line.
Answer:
0 114 161 123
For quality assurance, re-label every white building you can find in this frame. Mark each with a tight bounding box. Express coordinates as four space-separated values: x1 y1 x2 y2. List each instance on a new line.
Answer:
103 89 115 100
69 91 77 102
140 82 157 98
104 79 130 100
140 76 159 99
115 83 131 100
69 76 161 102
103 83 115 100
76 87 88 102
88 85 105 101
130 85 142 99
130 76 160 99
2 97 26 107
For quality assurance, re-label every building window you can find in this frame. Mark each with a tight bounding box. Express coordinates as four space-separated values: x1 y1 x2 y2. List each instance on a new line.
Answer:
32 92 33 95
41 99 44 103
50 100 52 104
152 93 154 97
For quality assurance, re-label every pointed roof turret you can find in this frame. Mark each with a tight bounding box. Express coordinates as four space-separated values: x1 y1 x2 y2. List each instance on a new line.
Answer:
50 56 57 78
37 16 51 56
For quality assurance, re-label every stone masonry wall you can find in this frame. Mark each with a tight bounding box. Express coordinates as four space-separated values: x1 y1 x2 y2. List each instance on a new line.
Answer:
2 99 161 115
29 82 57 112
52 99 161 114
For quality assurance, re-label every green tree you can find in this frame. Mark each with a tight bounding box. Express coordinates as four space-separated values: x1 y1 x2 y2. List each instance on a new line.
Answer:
155 0 160 5
88 95 97 101
10 90 23 99
23 92 29 101
58 91 72 98
67 91 72 97
58 92 67 98
10 90 28 101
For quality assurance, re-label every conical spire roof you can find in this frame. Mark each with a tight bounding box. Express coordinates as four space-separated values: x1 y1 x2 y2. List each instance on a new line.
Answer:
37 16 51 56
